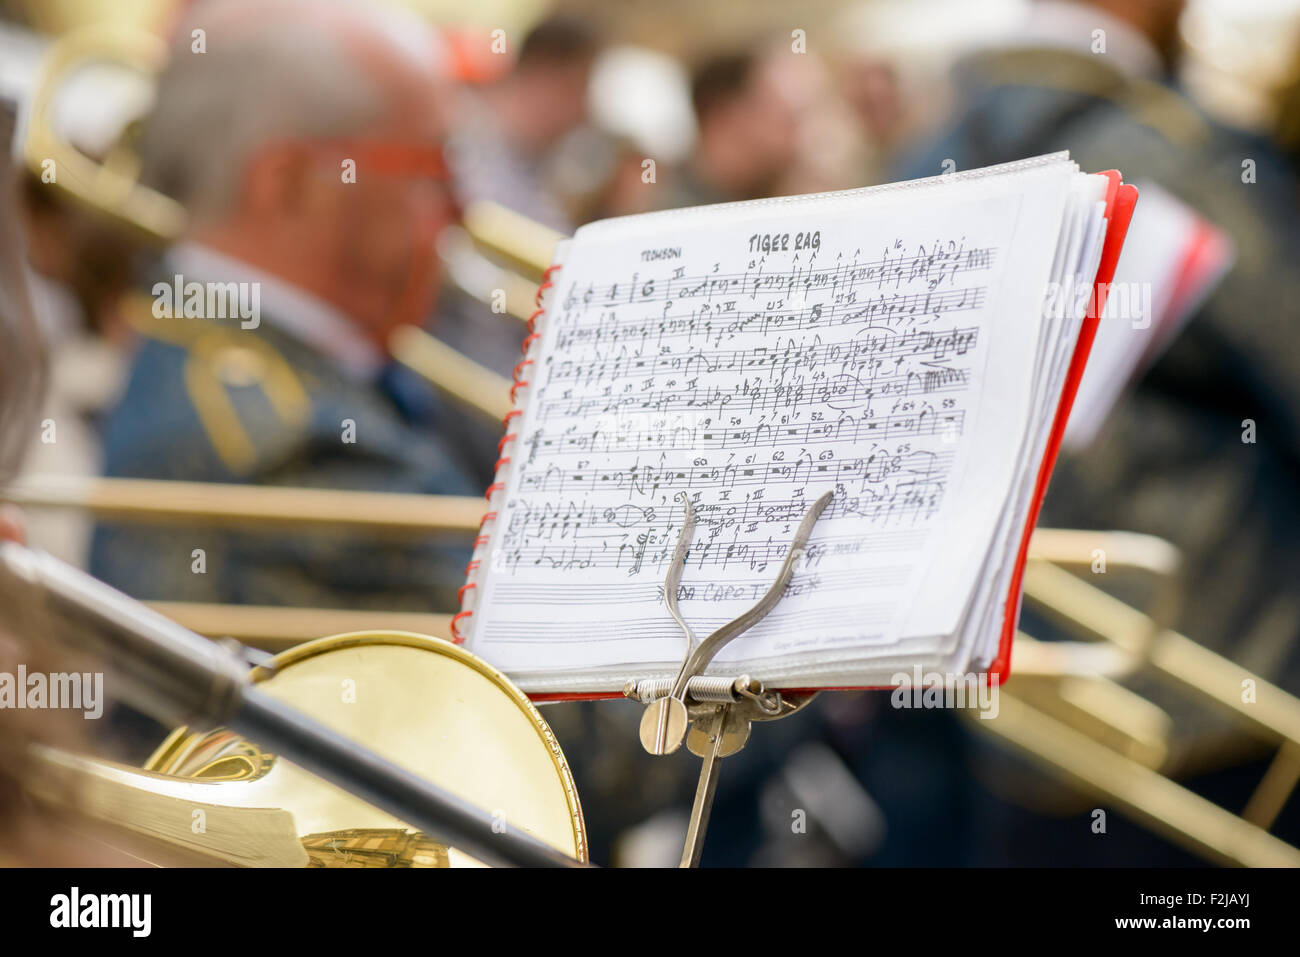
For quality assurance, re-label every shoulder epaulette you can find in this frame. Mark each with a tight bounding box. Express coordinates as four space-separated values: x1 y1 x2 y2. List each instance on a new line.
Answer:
125 291 312 474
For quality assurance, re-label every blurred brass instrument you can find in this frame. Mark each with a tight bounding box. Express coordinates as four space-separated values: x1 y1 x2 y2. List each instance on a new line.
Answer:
152 631 584 866
0 541 586 867
989 534 1300 867
49 631 586 867
22 24 185 241
7 7 1300 870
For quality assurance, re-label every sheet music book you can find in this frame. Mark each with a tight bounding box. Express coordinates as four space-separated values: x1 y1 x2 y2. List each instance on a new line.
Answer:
453 152 1138 699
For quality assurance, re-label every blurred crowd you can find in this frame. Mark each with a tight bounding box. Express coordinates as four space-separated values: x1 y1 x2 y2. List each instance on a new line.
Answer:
2 0 1300 867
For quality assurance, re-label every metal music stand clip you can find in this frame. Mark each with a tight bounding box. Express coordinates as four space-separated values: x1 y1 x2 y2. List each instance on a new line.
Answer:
623 490 832 867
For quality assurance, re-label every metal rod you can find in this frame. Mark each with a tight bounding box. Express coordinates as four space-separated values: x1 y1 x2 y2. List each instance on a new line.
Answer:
680 728 725 868
2 475 483 537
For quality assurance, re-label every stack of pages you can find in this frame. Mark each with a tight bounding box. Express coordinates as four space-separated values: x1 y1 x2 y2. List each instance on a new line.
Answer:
452 153 1137 697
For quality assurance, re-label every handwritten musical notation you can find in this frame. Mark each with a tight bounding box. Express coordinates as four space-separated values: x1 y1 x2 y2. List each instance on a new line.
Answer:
475 211 1013 658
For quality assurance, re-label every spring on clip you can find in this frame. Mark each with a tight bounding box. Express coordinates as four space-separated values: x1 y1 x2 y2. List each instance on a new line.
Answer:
630 675 743 704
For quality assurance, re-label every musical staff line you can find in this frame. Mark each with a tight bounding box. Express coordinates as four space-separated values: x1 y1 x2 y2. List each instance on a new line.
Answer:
553 284 989 349
546 325 981 385
530 409 967 455
476 226 1007 656
566 245 998 308
536 366 972 419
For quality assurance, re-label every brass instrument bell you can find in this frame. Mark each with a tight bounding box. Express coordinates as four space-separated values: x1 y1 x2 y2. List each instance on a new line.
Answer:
31 630 587 867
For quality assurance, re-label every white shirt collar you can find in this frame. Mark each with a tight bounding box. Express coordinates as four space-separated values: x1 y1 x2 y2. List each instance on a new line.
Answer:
166 242 385 380
1008 0 1164 81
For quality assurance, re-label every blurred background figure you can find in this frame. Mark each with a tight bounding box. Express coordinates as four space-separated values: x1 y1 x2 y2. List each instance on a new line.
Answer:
895 0 1300 694
835 55 904 184
0 96 44 507
432 15 602 394
87 0 480 618
883 0 1300 865
662 48 802 208
0 92 165 866
9 58 141 568
828 0 967 186
447 14 601 234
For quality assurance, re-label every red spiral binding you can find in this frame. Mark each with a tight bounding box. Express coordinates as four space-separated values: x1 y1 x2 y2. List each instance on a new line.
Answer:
450 264 561 644
509 358 533 402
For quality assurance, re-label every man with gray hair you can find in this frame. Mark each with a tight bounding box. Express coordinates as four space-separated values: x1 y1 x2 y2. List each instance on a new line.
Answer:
90 0 482 616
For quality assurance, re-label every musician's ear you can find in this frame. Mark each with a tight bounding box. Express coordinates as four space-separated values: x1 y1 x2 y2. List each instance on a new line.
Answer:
0 504 25 544
239 143 318 217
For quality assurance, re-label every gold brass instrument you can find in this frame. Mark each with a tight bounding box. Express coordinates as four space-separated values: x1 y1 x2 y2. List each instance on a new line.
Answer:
1 0 178 37
973 532 1300 867
437 218 559 321
34 632 586 867
144 603 452 652
1 540 586 866
387 324 514 422
459 201 564 286
22 25 185 243
3 474 484 538
1 474 474 649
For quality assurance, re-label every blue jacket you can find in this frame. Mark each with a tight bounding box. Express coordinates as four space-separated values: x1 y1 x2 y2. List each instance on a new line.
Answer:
90 305 483 612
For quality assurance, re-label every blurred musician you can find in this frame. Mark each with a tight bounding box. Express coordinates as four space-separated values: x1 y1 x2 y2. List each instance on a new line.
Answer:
894 0 1300 696
447 15 600 234
88 0 482 615
662 48 801 208
1 96 159 866
879 0 1300 864
433 16 602 403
